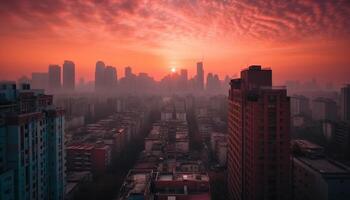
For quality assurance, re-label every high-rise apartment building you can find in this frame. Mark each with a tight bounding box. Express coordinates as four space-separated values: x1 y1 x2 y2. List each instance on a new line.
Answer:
196 62 204 91
180 69 188 81
206 73 221 93
340 84 350 122
48 65 61 91
105 66 117 88
95 61 106 91
227 65 291 200
0 82 65 200
179 69 188 91
63 60 75 91
125 66 133 78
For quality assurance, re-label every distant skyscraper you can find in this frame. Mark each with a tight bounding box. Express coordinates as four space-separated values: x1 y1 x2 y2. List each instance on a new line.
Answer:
179 69 188 91
31 72 48 90
206 73 214 91
207 73 221 93
48 64 61 90
105 66 117 88
95 61 105 91
227 65 291 200
0 82 65 200
340 84 350 122
125 66 132 78
180 69 188 81
63 60 75 91
196 62 204 91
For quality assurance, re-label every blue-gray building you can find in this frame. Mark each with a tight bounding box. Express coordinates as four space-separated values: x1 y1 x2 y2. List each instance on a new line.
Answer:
0 82 65 200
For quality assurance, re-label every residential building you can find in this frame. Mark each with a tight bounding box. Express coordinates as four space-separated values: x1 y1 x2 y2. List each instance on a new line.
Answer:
153 172 211 200
105 66 117 88
340 84 350 122
66 143 111 173
95 61 105 91
0 82 65 200
48 64 61 91
63 60 75 91
227 65 290 200
196 62 204 91
292 140 350 200
118 170 152 200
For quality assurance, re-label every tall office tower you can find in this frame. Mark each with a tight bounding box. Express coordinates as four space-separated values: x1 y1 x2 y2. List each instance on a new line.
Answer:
227 66 290 200
179 69 188 91
206 73 221 93
196 62 204 91
340 84 350 122
105 66 117 88
125 66 132 78
48 65 61 91
63 60 75 91
206 73 213 90
31 72 48 90
0 82 65 200
95 61 106 91
180 69 188 81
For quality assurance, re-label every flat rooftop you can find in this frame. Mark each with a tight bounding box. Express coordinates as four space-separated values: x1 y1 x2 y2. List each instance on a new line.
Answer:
118 170 152 199
157 173 209 182
293 139 323 150
296 157 350 174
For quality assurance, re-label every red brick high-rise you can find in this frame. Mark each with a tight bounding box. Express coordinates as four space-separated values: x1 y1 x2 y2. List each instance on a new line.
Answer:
227 66 290 200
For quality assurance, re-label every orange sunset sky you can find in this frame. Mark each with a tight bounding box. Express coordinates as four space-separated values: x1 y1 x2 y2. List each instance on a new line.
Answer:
0 0 349 85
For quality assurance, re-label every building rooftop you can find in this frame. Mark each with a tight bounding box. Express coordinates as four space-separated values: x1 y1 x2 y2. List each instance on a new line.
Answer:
118 170 152 200
293 139 323 150
156 172 209 182
67 143 95 150
296 157 350 175
292 139 325 158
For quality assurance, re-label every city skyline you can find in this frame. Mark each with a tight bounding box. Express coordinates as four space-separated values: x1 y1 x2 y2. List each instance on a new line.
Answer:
0 1 350 200
0 0 349 84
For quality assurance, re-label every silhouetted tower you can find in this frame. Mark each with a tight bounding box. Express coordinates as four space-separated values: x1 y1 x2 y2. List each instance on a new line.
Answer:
105 66 117 88
63 60 75 91
95 61 105 91
48 64 61 91
125 66 133 78
196 62 204 91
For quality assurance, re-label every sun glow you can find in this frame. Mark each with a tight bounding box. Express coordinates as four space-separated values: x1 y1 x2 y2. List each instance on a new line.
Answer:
171 67 176 73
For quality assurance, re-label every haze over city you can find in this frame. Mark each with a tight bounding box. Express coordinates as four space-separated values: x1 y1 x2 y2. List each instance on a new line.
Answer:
0 0 350 84
0 1 350 200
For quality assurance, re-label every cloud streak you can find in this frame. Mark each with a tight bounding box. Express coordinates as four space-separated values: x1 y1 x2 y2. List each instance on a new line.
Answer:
0 0 348 44
0 0 349 83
